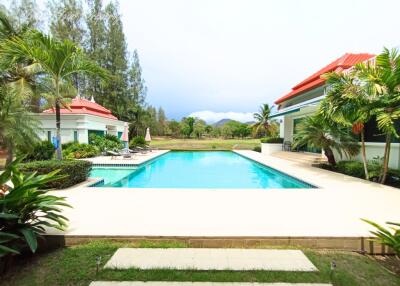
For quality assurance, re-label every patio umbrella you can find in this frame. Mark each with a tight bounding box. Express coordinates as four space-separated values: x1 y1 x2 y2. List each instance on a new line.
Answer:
121 122 129 148
145 127 151 143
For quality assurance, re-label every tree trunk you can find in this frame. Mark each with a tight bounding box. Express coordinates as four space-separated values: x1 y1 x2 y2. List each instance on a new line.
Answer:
324 147 336 166
55 99 63 160
360 130 369 180
380 133 391 184
5 143 13 166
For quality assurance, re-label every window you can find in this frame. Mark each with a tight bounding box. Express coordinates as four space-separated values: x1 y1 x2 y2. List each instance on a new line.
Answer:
74 131 78 142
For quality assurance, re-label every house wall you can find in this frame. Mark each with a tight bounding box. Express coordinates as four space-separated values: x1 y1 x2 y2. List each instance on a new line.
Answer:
32 114 126 144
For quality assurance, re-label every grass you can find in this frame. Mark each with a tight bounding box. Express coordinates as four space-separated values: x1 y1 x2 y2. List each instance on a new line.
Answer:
1 240 399 286
150 137 260 150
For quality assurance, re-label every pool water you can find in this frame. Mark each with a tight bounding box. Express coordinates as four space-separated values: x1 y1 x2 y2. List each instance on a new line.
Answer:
90 151 313 189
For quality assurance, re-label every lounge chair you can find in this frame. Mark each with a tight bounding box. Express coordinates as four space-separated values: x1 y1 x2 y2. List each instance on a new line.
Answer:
106 150 132 159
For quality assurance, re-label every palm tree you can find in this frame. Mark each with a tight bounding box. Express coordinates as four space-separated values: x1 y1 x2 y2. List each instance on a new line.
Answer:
0 31 108 159
0 86 40 165
321 71 373 180
356 48 400 183
253 103 273 137
292 115 360 166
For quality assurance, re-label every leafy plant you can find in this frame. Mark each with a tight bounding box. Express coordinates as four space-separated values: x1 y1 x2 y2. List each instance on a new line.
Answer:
19 160 92 189
293 115 360 166
0 157 71 258
129 136 146 148
362 219 400 257
260 137 284 144
21 140 55 162
89 134 123 152
62 142 99 159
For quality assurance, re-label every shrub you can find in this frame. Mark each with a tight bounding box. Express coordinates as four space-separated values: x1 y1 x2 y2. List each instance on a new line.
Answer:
129 136 146 148
253 146 261 152
89 134 123 151
19 160 92 189
62 142 99 159
1 158 70 259
22 141 55 162
335 160 365 178
260 137 284 144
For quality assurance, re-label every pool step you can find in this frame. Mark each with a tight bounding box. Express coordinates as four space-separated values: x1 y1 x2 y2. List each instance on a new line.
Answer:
104 248 318 271
271 152 327 165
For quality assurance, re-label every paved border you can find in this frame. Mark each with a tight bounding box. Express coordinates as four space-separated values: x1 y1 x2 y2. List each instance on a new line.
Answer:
90 282 333 286
104 248 318 271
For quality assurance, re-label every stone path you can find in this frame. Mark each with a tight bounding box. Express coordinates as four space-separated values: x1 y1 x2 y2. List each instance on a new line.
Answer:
104 248 318 271
90 282 332 286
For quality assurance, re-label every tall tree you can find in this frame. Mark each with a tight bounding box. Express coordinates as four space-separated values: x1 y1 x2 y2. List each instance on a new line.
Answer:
157 107 166 135
9 0 41 30
85 0 107 99
101 1 128 118
253 103 273 137
0 31 108 159
49 0 86 89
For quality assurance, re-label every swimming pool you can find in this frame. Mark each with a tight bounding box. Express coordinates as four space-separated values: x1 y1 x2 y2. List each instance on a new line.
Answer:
90 151 313 189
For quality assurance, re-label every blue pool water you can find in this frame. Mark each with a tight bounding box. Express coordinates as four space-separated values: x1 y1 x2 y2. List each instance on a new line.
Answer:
90 151 313 189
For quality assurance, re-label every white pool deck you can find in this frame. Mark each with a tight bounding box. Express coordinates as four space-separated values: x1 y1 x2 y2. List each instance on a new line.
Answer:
47 150 400 239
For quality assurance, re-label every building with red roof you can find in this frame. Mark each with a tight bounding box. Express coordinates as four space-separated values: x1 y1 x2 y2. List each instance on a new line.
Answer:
33 96 127 144
269 52 376 152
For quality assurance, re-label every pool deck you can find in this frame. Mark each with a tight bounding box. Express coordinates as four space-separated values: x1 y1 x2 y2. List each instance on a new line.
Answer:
82 150 170 165
46 150 400 253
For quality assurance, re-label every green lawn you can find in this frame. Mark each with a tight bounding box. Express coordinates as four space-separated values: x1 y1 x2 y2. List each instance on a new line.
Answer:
150 137 260 150
1 240 399 286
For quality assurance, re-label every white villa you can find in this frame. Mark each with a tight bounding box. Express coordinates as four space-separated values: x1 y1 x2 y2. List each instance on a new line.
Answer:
271 53 400 169
33 96 127 144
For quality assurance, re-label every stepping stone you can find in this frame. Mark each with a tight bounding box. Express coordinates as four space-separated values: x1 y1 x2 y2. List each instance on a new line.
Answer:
104 248 318 271
90 282 333 286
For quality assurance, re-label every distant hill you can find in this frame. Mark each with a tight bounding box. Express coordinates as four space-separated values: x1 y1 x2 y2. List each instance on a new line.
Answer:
212 118 234 127
212 118 254 127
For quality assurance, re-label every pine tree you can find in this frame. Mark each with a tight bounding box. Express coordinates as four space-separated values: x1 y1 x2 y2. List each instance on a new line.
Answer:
49 0 85 89
9 0 41 29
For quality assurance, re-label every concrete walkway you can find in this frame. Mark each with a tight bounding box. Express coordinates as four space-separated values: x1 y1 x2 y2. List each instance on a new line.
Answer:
104 248 317 271
90 282 332 286
83 150 169 165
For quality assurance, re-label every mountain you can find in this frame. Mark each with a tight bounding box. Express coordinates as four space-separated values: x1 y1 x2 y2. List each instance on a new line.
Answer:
212 118 233 127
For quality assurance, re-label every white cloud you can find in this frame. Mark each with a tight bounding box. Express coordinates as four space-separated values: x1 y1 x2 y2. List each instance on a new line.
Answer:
188 110 254 124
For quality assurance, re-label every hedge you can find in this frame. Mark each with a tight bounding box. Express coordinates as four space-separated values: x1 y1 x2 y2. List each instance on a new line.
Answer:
260 137 284 144
19 160 92 189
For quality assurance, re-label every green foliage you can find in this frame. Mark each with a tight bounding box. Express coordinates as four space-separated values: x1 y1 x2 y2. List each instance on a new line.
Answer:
253 146 261 152
293 115 360 165
22 140 55 162
129 136 146 148
0 157 70 258
362 219 400 257
18 160 92 189
89 134 122 152
193 119 206 138
62 142 99 159
260 137 284 143
180 117 195 138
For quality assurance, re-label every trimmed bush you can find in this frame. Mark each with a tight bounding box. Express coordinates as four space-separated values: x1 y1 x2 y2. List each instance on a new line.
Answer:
129 136 146 148
89 134 123 151
335 160 366 178
260 137 284 144
253 146 261 152
19 160 92 189
62 142 99 159
22 140 55 162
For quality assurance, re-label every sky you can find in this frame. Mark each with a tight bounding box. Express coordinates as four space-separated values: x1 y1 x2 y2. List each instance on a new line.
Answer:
117 0 399 122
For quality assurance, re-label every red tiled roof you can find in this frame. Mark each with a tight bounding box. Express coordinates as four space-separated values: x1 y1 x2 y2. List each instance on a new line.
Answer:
43 97 118 120
275 53 375 105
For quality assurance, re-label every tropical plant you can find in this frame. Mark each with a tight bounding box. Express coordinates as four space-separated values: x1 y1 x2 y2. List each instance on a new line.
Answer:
362 219 400 257
292 115 360 165
89 134 123 152
321 71 373 180
253 103 273 137
129 136 146 148
0 157 70 258
0 30 108 160
0 86 40 165
62 142 99 159
356 48 400 183
21 140 55 162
